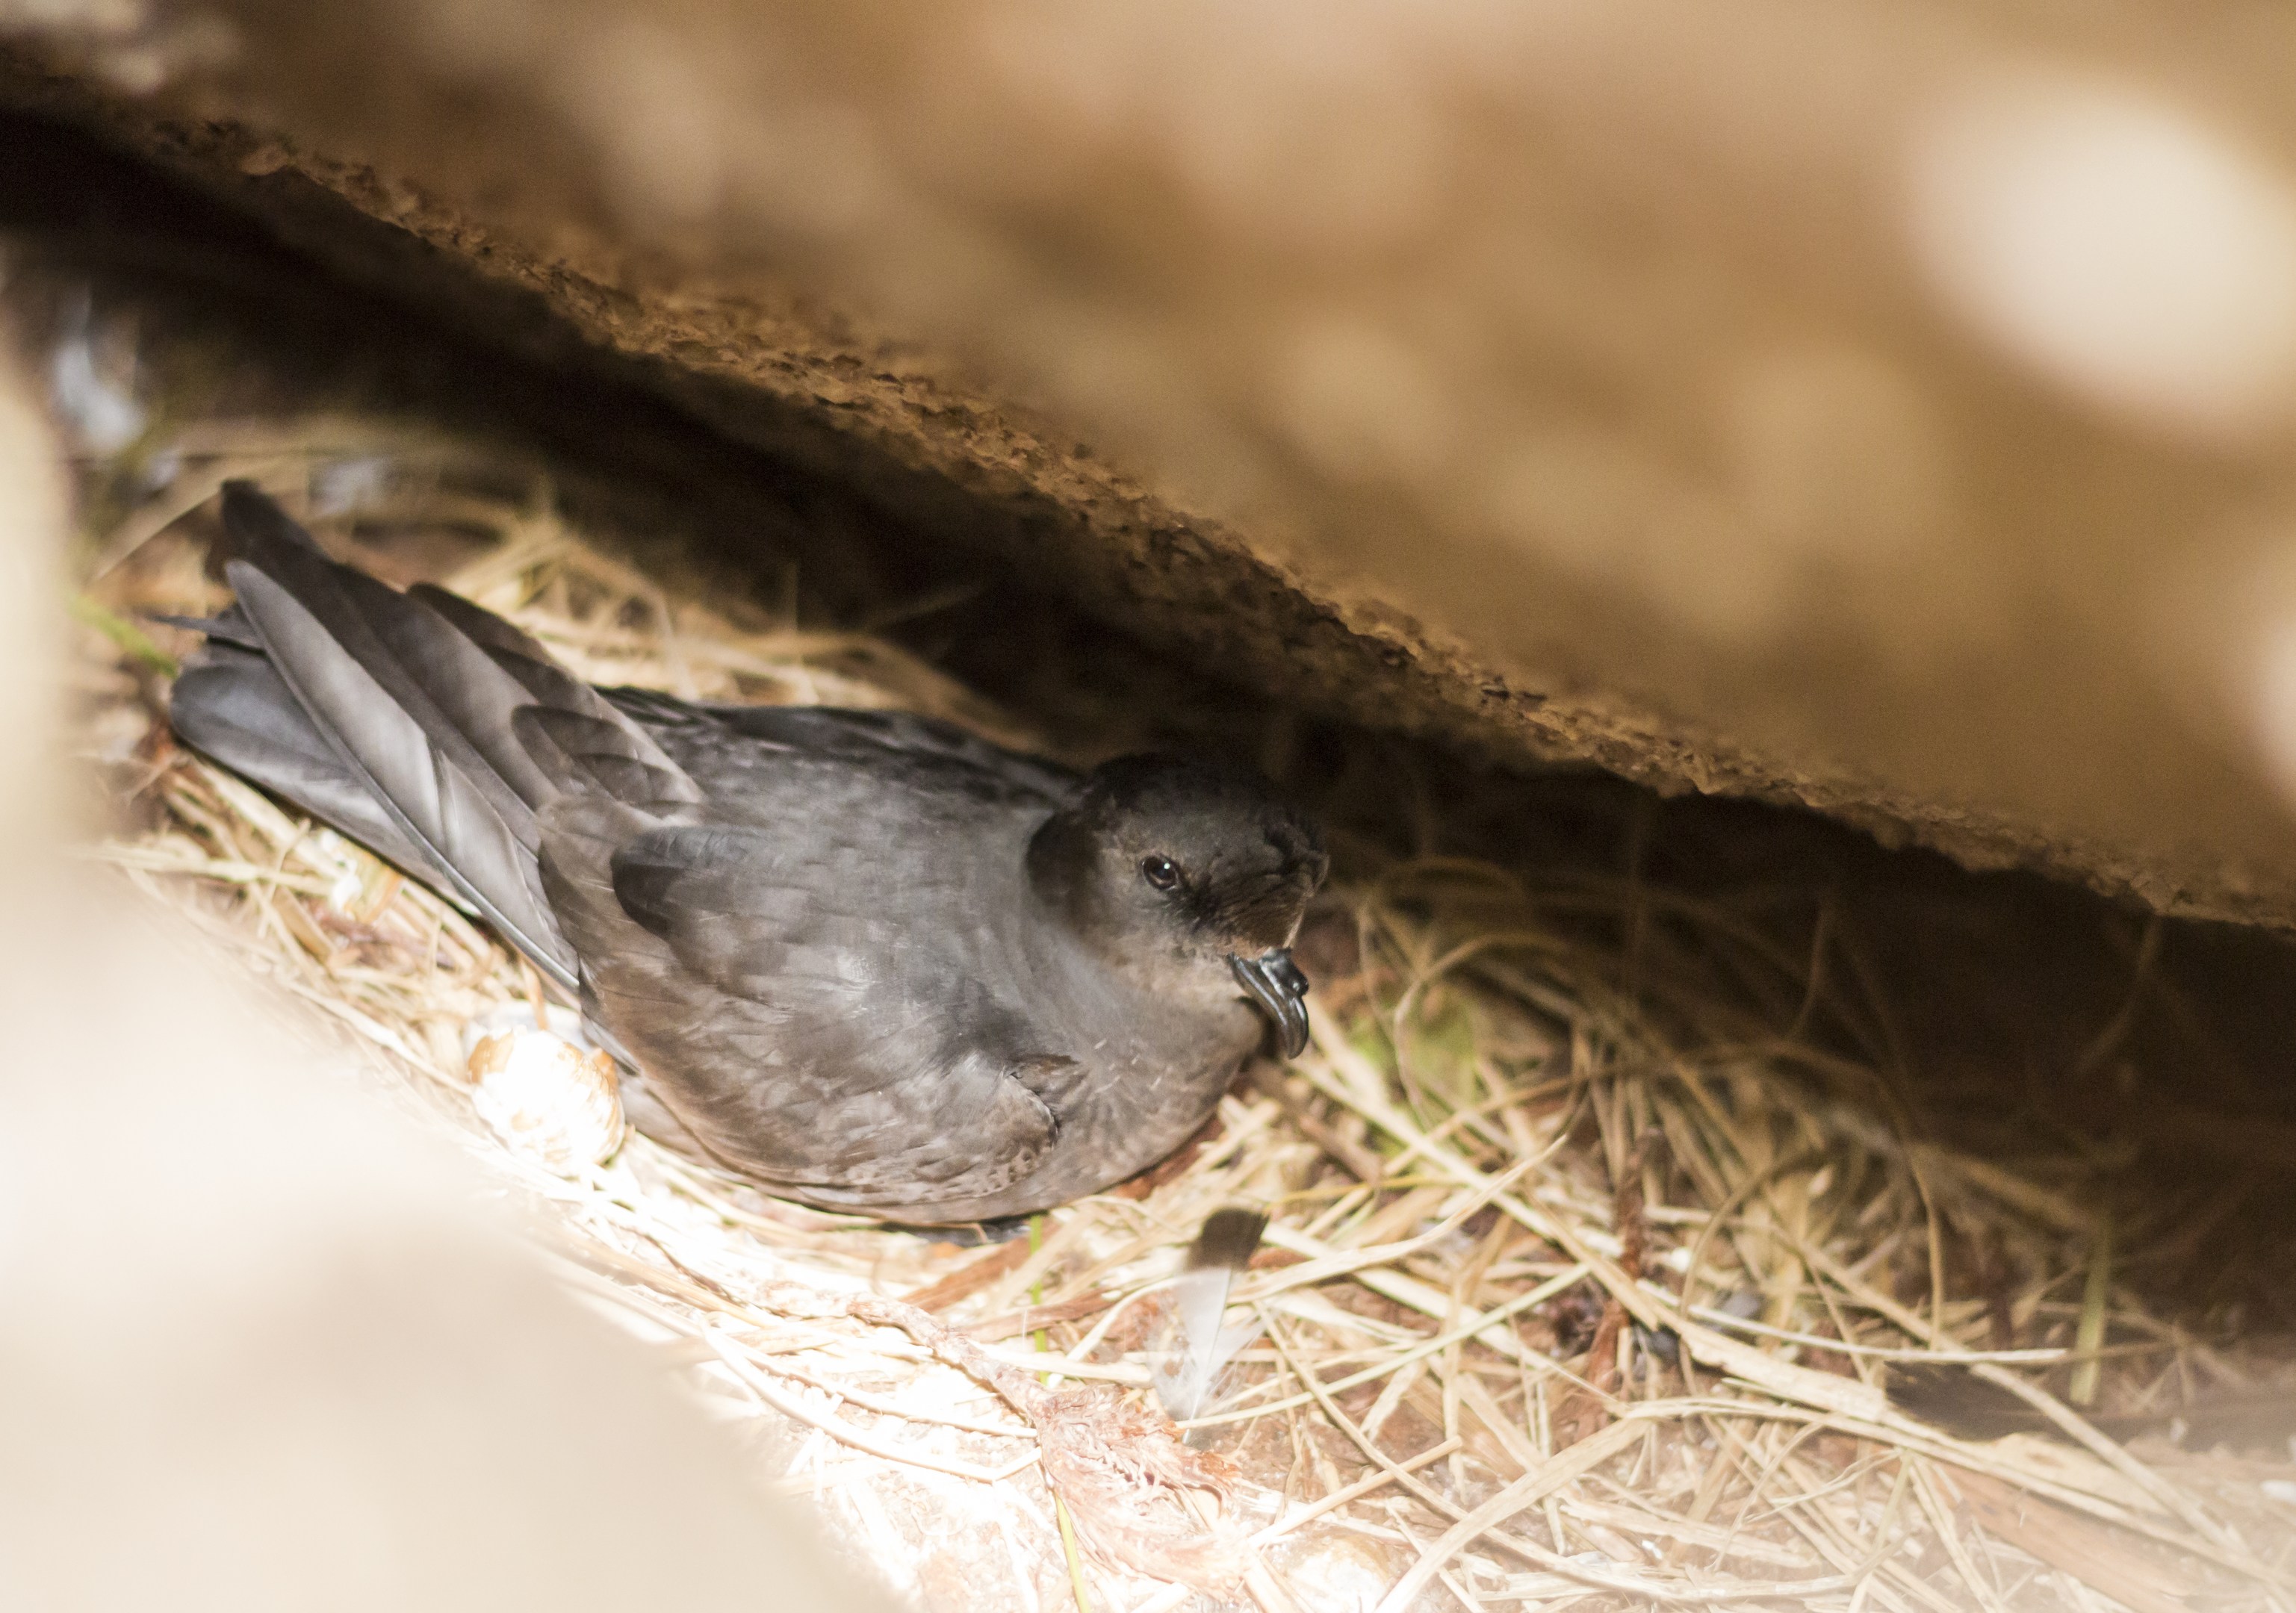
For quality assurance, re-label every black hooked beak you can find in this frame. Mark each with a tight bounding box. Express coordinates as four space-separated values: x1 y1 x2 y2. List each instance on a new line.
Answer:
1228 948 1312 1059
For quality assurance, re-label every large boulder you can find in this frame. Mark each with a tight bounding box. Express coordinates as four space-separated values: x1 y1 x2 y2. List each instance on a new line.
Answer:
11 0 2296 921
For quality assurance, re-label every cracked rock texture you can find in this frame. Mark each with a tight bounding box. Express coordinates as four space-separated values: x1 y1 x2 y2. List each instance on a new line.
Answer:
13 0 2296 923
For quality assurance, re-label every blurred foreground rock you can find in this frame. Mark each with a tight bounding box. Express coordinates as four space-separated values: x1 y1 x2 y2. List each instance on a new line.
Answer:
11 1 2296 923
0 338 890 1612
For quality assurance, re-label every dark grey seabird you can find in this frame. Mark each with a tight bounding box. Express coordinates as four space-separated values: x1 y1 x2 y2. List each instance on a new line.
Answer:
166 484 1328 1225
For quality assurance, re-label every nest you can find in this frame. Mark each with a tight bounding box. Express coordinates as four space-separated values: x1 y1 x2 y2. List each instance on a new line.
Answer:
66 424 2296 1613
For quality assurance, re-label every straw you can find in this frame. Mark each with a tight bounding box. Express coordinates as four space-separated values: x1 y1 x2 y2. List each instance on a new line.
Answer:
66 435 2296 1613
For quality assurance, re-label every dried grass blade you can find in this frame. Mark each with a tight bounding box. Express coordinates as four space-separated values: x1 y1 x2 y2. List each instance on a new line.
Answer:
1947 1469 2200 1613
1249 1437 1464 1547
705 1331 1043 1484
1296 1038 1892 1422
1966 1363 2287 1588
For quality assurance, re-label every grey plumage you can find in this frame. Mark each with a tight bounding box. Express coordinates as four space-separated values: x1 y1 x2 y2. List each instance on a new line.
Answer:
1152 1207 1270 1423
167 484 1327 1225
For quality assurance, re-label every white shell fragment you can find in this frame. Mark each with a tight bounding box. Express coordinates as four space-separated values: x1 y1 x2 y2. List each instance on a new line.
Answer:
465 1028 625 1173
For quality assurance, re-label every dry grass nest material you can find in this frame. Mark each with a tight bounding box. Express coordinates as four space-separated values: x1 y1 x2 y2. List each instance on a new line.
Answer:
69 435 2296 1613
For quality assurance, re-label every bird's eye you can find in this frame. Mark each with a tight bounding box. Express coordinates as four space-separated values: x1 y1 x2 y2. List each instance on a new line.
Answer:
1140 855 1180 891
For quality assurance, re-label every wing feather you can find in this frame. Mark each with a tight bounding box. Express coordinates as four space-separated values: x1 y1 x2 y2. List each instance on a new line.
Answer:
219 487 550 844
170 646 450 884
229 564 578 987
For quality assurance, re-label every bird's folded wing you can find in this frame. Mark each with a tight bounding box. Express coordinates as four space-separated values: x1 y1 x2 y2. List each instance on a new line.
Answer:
409 586 699 799
602 818 977 1005
229 564 577 985
602 689 1074 803
538 804 1062 1207
218 487 555 845
170 644 451 885
511 707 704 812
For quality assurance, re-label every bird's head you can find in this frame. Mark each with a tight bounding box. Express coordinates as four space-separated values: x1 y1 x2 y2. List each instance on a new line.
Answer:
1028 754 1329 1057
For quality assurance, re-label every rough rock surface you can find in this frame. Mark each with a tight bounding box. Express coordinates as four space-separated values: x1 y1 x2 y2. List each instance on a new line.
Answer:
11 1 2296 923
